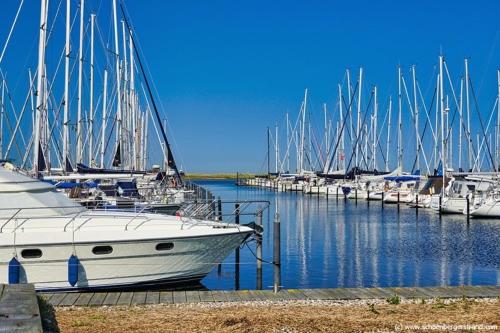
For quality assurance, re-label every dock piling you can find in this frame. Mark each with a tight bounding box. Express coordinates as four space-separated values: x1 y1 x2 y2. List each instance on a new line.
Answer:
273 211 281 293
256 210 263 290
235 204 240 290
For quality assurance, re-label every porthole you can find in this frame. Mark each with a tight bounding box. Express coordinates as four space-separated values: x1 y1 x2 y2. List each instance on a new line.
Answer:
21 249 42 259
156 242 174 251
92 245 113 255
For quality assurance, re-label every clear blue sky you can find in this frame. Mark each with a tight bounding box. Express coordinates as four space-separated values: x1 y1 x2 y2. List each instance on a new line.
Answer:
1 0 500 173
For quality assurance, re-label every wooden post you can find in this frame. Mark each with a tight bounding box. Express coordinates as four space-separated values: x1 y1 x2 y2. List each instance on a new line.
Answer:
256 210 263 290
466 195 470 221
273 211 281 293
234 203 240 290
381 191 384 208
415 193 419 215
367 189 370 206
355 188 358 205
439 195 442 214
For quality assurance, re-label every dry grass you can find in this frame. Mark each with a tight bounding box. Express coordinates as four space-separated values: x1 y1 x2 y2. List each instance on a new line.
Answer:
54 298 500 333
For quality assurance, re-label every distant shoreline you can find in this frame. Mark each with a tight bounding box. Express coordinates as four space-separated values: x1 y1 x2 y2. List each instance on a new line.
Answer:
184 173 255 180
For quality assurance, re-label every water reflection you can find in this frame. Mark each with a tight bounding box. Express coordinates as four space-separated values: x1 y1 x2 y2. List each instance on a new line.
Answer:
198 180 500 290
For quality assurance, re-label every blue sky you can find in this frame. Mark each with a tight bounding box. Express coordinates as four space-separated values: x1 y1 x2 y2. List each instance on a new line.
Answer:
1 0 500 173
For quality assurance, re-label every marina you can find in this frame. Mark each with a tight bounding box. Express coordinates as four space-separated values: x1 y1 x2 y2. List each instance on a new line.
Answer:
0 0 499 331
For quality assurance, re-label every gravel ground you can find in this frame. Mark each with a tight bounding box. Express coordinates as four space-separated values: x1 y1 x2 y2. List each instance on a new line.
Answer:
52 297 500 333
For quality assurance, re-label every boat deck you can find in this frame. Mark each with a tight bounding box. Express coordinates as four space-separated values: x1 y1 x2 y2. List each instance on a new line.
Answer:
40 285 500 307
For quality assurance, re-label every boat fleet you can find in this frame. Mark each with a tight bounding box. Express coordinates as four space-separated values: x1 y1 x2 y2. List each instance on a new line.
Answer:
0 1 258 291
242 56 500 218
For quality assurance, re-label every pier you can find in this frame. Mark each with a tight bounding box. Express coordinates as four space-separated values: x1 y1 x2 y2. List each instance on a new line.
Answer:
40 285 500 307
0 284 42 332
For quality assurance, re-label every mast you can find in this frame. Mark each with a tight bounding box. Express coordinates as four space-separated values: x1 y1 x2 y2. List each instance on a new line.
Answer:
121 19 129 168
33 0 48 173
339 84 345 171
62 0 70 172
496 69 500 171
355 68 363 168
385 97 392 171
112 0 122 168
88 13 95 166
465 58 471 171
458 78 463 171
412 65 420 172
267 126 270 175
0 79 4 158
129 29 138 169
439 55 446 198
76 0 84 164
347 69 353 159
397 65 403 171
299 89 307 173
100 69 108 168
323 103 328 168
286 112 290 172
372 86 378 170
275 124 279 174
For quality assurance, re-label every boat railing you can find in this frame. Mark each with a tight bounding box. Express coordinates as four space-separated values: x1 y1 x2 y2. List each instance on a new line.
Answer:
179 199 270 224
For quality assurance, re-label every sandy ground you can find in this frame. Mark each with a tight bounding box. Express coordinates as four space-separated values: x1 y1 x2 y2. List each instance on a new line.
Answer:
50 298 500 333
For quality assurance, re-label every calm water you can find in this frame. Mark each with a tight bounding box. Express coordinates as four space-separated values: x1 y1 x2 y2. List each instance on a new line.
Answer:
196 179 500 291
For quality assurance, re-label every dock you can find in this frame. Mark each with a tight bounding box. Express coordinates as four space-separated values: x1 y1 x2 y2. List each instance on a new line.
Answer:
0 284 42 333
40 285 500 307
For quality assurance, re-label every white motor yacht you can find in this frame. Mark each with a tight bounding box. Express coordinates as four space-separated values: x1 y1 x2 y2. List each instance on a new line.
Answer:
0 166 254 291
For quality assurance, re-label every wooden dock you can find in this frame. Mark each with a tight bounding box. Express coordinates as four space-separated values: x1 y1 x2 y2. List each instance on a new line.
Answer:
40 285 500 307
0 284 43 333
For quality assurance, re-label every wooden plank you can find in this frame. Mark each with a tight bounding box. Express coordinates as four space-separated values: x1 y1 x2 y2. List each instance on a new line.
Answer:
88 292 107 306
0 283 42 333
280 289 307 300
37 293 54 302
58 293 80 307
247 290 267 301
185 291 201 303
345 288 374 299
481 286 500 297
211 291 227 302
236 290 255 301
159 291 173 304
386 287 419 299
320 288 353 300
102 292 121 306
47 293 67 306
131 292 147 305
364 288 393 299
74 293 94 306
198 291 214 302
172 291 187 304
146 291 160 304
0 284 4 299
412 287 438 298
223 291 241 302
116 292 134 306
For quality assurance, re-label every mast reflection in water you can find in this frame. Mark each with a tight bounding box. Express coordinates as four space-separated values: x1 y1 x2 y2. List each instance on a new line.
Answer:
198 180 500 291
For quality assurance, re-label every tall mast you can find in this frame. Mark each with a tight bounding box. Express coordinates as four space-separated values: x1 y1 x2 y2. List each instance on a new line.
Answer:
385 96 392 171
88 13 95 166
465 58 471 171
347 69 353 158
496 69 500 171
397 66 403 171
129 29 138 169
275 124 279 174
412 65 420 172
434 73 440 169
355 68 363 168
121 19 129 168
143 107 149 169
33 0 48 173
323 103 328 167
299 89 308 173
267 127 270 175
339 84 345 171
76 0 84 164
439 55 446 197
286 112 290 172
100 69 108 168
0 79 4 158
62 0 70 172
112 0 122 168
458 78 463 171
372 86 378 170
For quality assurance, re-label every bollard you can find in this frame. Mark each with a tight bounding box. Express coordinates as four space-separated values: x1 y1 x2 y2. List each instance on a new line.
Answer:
273 211 281 293
256 210 263 290
235 203 240 290
415 194 419 215
466 196 470 221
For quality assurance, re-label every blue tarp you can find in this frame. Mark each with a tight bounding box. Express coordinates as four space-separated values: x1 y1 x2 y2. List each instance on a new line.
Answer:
384 175 421 182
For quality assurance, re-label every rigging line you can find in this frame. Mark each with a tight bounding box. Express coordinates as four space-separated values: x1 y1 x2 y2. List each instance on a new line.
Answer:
468 76 496 169
343 88 375 176
324 82 359 174
120 3 182 183
472 98 498 171
0 0 24 65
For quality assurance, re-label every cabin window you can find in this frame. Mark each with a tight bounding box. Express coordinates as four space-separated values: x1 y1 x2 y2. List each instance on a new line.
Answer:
21 249 42 259
92 245 113 255
156 242 174 251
